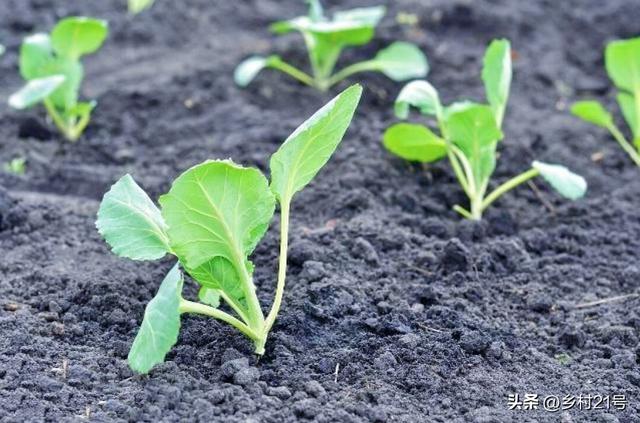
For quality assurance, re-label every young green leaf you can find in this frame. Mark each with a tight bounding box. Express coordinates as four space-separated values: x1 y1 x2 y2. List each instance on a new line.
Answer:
617 93 638 140
188 256 249 318
128 263 183 374
371 42 429 81
234 56 272 87
394 80 441 119
39 57 83 110
96 174 171 261
19 34 53 80
570 101 613 128
198 286 221 308
8 75 65 109
51 17 108 60
129 0 156 14
383 123 447 162
447 104 503 184
605 37 640 93
270 84 362 202
482 39 512 126
160 160 275 272
532 161 587 200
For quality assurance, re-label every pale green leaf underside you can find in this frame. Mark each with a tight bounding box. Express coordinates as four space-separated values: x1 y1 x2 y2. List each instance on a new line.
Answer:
383 123 447 163
570 101 613 128
129 0 156 14
482 39 512 125
532 161 587 200
160 160 275 273
234 56 269 87
128 263 183 374
9 75 65 109
198 286 221 308
96 174 170 261
394 80 441 119
372 42 428 81
270 84 362 202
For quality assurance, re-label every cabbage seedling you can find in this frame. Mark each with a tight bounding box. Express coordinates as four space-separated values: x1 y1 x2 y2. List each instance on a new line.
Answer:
234 0 427 91
3 157 26 175
383 39 587 220
571 37 640 168
96 85 362 374
8 17 108 142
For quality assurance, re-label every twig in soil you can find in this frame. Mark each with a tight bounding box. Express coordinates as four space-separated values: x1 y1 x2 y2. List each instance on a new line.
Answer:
417 322 444 333
334 363 340 384
574 293 639 309
51 358 68 379
405 263 432 276
527 180 556 215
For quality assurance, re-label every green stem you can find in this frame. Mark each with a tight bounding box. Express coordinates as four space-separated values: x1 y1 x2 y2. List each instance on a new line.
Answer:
447 148 471 197
70 111 91 141
269 58 315 87
264 199 291 337
43 99 74 141
237 261 265 332
607 124 640 167
326 60 377 89
453 205 473 219
219 291 250 324
179 299 260 342
481 168 540 211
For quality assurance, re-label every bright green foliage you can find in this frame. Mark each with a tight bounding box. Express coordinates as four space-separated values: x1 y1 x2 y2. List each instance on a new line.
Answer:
234 0 427 91
96 85 362 373
383 123 446 162
571 37 640 167
482 39 511 126
129 0 156 14
270 84 362 201
128 263 183 374
9 17 108 141
383 39 587 220
571 101 613 127
3 157 26 175
96 174 171 261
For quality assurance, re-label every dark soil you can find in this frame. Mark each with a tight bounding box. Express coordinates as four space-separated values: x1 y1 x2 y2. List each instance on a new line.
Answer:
1 0 639 422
